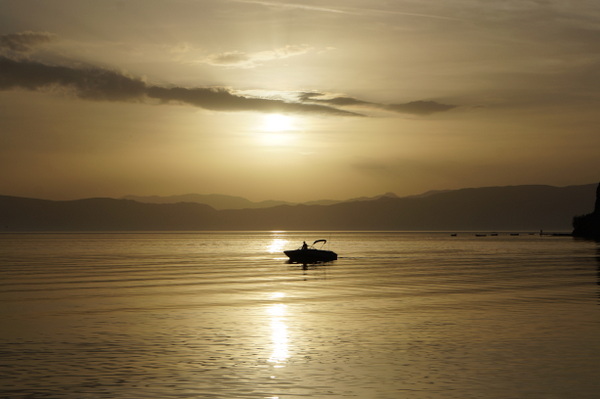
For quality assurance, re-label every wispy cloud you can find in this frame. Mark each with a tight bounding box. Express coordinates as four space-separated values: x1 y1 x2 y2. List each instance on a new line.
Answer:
233 0 459 20
386 101 457 115
232 0 349 15
300 92 457 115
0 31 55 53
351 158 401 177
202 44 313 68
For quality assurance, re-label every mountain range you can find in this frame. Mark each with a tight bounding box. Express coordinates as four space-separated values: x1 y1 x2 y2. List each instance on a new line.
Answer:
1 184 597 232
121 192 399 209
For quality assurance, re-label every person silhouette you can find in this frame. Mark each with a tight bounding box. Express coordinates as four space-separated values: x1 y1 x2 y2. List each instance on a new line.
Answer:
301 241 308 250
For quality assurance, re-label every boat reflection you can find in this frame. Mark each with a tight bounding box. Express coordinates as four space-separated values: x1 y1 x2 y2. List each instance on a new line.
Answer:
266 294 289 366
288 262 331 279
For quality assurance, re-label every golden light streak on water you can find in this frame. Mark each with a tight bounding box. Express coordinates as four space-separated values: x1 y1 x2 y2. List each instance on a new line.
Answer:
266 238 288 254
269 292 286 300
266 297 289 366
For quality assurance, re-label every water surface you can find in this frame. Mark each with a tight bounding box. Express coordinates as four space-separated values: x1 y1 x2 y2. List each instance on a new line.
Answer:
1 232 599 398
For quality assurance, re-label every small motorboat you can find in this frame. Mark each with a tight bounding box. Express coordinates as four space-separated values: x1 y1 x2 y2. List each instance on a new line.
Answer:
284 239 337 263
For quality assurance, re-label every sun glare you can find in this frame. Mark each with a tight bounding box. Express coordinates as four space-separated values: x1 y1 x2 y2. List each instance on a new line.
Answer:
258 114 297 146
262 114 294 132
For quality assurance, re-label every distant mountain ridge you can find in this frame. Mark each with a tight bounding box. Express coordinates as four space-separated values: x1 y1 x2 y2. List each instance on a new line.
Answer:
122 192 390 209
1 183 597 231
122 193 294 210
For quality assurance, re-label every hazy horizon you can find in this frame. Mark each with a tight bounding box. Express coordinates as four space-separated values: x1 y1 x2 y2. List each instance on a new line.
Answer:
1 1 599 203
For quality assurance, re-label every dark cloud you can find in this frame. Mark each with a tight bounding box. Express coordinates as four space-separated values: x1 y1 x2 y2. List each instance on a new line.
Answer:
0 56 359 116
145 86 358 115
0 56 146 101
301 92 456 115
299 92 373 106
0 31 55 53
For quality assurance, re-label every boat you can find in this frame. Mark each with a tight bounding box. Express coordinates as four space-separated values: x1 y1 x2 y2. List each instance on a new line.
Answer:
284 239 337 263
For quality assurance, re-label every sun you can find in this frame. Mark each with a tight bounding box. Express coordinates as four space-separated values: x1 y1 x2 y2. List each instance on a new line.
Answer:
258 114 297 146
262 113 294 132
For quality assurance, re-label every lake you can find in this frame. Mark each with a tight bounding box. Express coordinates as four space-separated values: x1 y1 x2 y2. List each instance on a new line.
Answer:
1 231 599 398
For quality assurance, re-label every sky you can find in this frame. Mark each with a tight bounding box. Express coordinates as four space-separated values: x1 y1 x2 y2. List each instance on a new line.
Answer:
1 0 599 202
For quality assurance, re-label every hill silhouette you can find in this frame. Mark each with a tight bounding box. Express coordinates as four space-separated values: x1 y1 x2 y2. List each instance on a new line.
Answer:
123 193 363 209
1 184 596 231
122 193 295 210
572 182 600 239
0 197 219 231
217 184 595 231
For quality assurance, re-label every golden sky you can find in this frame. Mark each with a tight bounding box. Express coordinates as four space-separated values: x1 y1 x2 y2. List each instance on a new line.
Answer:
1 0 599 202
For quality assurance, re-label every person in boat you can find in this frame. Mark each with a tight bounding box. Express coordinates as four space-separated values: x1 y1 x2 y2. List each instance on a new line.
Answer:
301 241 308 250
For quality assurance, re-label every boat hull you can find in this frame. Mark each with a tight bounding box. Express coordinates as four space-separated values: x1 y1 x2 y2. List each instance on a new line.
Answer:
284 249 337 263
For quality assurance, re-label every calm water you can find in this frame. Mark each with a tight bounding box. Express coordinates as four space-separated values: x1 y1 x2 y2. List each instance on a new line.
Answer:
1 231 599 399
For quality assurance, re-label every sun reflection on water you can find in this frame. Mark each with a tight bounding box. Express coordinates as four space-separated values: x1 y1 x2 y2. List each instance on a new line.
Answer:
269 292 286 300
266 238 288 254
267 294 289 366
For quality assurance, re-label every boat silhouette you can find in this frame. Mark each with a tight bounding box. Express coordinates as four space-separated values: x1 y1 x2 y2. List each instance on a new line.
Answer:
284 239 337 263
